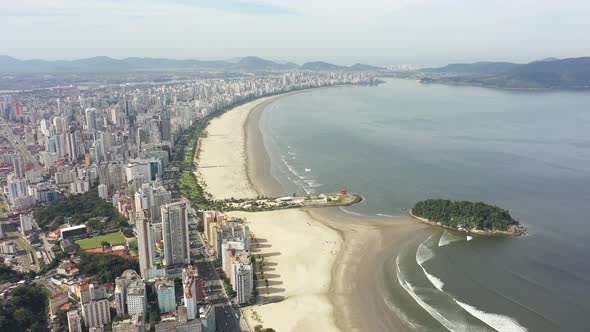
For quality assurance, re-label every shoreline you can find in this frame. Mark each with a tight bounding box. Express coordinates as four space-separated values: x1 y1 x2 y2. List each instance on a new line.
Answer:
196 87 428 331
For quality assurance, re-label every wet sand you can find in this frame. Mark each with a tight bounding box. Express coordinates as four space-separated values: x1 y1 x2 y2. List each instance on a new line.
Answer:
197 91 428 331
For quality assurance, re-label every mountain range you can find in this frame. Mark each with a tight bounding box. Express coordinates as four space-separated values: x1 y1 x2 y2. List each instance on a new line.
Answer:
419 57 590 88
0 55 383 74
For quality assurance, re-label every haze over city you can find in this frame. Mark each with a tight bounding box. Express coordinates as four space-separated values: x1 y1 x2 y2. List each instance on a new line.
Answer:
2 0 590 65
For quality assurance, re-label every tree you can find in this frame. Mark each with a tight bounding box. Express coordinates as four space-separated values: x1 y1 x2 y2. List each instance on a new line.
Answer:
0 284 49 331
101 241 111 248
78 252 139 284
412 199 518 231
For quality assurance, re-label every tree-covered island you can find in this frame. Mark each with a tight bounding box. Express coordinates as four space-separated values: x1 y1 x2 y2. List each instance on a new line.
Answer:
411 199 525 235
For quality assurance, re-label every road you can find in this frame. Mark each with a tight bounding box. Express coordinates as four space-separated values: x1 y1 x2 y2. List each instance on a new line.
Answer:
0 116 41 167
190 224 245 332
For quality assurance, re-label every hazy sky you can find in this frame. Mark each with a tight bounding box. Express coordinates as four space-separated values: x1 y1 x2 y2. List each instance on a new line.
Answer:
1 0 589 66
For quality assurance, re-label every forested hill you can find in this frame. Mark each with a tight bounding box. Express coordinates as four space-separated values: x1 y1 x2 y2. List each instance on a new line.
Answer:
411 199 519 232
419 57 590 89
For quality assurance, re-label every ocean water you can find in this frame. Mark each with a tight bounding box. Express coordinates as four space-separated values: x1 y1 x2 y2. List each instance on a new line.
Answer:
259 79 590 331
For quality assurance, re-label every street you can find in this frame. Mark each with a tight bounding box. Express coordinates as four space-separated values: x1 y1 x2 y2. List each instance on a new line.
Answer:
190 221 244 332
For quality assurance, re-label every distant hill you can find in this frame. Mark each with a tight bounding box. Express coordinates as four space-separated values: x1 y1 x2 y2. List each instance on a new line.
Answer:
422 62 521 75
346 63 384 71
420 57 590 89
301 61 347 71
0 55 381 74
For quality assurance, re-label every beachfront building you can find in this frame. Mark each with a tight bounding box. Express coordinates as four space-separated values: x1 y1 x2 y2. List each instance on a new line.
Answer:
233 257 254 305
161 201 190 266
182 266 202 321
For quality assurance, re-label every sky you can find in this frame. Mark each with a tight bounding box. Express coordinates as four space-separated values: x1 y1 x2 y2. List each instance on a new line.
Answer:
1 0 589 66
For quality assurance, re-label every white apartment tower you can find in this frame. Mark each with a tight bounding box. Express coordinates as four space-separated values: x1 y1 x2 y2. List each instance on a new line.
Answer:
182 266 198 321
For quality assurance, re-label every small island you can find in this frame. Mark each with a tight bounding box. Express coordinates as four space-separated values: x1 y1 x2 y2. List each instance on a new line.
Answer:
410 199 525 236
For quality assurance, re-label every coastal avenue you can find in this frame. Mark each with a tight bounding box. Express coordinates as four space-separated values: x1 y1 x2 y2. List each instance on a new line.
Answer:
190 214 244 332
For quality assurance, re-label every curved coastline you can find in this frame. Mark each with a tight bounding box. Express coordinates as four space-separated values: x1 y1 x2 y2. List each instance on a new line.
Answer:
196 87 431 331
242 91 430 331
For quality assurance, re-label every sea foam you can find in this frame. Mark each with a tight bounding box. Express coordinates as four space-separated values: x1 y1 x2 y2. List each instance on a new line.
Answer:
438 230 464 247
396 256 456 331
456 300 528 332
417 235 445 291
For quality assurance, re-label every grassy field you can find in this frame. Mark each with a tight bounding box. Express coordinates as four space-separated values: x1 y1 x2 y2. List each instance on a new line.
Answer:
75 232 126 250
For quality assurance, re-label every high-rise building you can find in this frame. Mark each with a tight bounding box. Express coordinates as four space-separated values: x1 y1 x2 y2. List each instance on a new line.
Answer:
182 266 199 321
136 182 171 223
7 173 28 203
233 259 254 305
98 184 108 200
85 108 98 132
199 305 216 332
67 310 82 332
81 298 111 328
155 278 176 314
126 279 147 317
12 154 25 178
19 213 33 233
114 270 143 317
136 212 155 278
161 201 190 266
66 131 79 161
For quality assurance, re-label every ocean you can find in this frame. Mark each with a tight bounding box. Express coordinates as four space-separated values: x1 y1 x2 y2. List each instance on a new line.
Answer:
257 79 590 331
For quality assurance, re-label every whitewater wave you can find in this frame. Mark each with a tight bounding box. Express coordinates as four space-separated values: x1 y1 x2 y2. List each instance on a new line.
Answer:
412 234 528 332
338 206 366 217
279 155 321 194
383 295 421 330
438 230 464 247
396 256 456 331
456 300 528 332
376 213 395 218
417 235 445 291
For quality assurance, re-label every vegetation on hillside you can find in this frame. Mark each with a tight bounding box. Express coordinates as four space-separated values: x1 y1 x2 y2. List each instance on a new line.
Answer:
420 57 590 89
0 263 25 284
33 185 129 231
77 252 139 284
412 199 518 231
0 284 49 331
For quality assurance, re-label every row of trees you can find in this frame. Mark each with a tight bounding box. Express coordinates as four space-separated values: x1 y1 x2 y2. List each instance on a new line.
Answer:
412 199 518 231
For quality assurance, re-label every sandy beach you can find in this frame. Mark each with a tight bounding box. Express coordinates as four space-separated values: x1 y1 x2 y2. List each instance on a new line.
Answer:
196 92 428 331
195 97 280 200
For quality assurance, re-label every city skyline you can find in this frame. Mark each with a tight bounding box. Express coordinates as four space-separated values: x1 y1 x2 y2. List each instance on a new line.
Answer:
2 0 590 66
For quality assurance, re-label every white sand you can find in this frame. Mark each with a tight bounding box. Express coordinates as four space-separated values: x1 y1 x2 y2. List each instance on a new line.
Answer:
229 210 340 332
195 97 275 200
